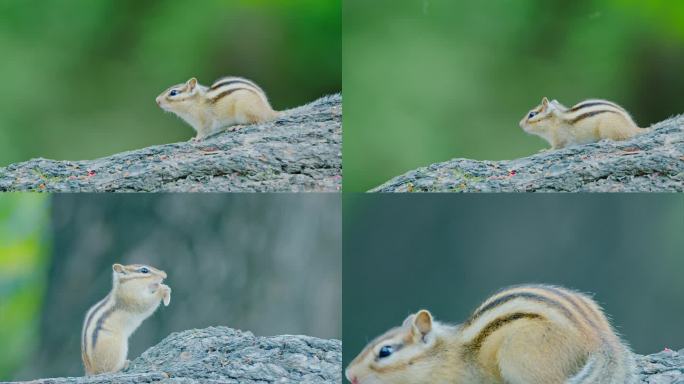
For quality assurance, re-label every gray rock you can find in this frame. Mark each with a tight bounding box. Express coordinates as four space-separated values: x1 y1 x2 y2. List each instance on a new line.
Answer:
371 115 684 192
0 95 341 192
9 327 341 384
637 348 684 384
5 327 681 384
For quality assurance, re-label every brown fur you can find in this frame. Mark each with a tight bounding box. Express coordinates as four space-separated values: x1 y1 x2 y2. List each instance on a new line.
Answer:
156 76 279 141
82 264 170 375
346 284 635 384
520 98 644 149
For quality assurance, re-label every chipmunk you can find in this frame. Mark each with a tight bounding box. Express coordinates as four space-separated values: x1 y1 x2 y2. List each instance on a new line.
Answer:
81 263 171 376
520 97 645 149
346 284 636 384
156 76 280 141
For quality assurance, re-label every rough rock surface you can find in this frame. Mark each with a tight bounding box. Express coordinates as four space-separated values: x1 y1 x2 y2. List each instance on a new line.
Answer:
372 114 684 192
8 328 682 384
0 94 341 192
12 327 341 384
637 348 684 384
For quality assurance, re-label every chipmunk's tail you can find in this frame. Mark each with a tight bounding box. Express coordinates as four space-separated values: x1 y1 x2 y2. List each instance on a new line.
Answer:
566 340 637 384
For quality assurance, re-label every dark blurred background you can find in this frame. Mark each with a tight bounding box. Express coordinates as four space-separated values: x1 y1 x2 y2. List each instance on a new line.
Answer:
343 194 684 368
343 0 684 191
0 0 341 165
0 193 341 381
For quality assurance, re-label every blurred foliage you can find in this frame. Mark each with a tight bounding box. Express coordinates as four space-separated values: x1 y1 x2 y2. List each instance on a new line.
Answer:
343 194 684 368
0 194 50 379
0 0 341 166
343 0 684 191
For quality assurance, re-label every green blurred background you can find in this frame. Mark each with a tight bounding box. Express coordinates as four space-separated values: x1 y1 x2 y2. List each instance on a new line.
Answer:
0 194 50 381
0 0 341 166
0 194 341 381
343 194 684 369
343 0 684 191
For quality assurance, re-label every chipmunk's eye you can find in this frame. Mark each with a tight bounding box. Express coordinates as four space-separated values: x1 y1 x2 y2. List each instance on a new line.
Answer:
528 111 538 119
378 345 393 358
139 267 150 274
169 89 179 97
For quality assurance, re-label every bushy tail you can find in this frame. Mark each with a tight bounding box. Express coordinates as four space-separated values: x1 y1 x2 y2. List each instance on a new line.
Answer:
566 341 637 384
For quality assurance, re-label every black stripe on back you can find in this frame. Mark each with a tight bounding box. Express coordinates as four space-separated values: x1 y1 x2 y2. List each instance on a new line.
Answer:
209 88 255 104
83 294 110 353
541 286 600 330
210 78 258 91
466 290 580 328
465 312 543 353
569 110 618 124
570 101 621 112
92 305 115 350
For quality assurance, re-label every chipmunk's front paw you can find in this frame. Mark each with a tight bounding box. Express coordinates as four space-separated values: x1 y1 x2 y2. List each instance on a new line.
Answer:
161 284 171 306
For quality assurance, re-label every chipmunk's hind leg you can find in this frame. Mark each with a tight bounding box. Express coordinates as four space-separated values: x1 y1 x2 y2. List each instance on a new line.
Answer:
89 334 126 374
566 345 637 384
233 90 277 124
496 322 584 384
596 113 641 141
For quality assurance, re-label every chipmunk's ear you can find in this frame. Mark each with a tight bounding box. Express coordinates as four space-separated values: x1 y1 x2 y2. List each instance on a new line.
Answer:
402 313 416 327
186 77 198 92
541 97 550 111
411 310 433 339
112 263 125 273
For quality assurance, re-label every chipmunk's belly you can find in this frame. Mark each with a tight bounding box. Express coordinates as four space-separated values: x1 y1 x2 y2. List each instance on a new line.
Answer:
91 331 127 373
565 122 602 145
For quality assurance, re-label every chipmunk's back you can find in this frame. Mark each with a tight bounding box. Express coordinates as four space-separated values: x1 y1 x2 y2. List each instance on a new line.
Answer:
346 284 636 384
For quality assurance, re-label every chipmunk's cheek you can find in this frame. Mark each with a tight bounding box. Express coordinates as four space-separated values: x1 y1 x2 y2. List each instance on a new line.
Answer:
147 282 161 293
521 122 533 132
156 97 170 110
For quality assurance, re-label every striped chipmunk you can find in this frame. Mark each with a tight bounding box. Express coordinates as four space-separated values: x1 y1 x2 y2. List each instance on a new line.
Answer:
156 76 280 141
520 97 646 149
346 284 636 384
81 263 171 376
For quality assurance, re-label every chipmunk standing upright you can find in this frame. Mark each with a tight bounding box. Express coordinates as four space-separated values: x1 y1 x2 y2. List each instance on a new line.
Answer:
520 97 645 149
81 263 171 376
156 76 280 141
346 284 636 384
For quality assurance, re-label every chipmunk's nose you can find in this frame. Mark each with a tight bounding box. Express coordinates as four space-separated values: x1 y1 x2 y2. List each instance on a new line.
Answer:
160 271 167 279
345 369 358 384
155 96 162 106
